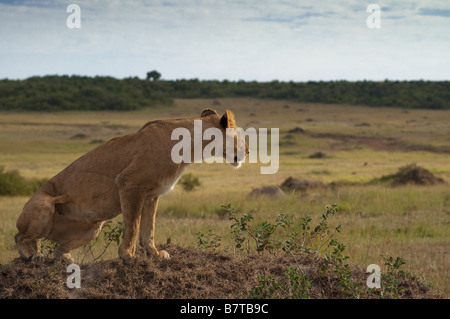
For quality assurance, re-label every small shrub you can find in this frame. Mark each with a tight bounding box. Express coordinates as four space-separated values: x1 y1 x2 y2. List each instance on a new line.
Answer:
178 173 201 192
195 203 414 299
229 206 253 254
322 238 363 298
195 229 222 250
228 204 291 254
227 203 342 256
283 204 342 254
379 255 407 299
81 220 123 263
250 266 312 299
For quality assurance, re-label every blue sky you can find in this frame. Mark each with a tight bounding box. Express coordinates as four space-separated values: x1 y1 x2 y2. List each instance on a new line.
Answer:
0 0 449 81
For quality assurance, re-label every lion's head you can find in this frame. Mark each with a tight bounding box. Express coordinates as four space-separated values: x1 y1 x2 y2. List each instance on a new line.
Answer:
201 108 249 168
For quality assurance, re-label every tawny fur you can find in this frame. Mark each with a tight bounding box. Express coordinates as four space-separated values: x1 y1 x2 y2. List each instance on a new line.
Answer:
15 109 248 263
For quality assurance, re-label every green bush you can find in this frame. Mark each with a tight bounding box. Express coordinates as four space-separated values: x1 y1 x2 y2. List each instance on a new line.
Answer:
250 266 312 299
215 203 414 299
195 229 222 250
178 173 201 192
0 166 46 196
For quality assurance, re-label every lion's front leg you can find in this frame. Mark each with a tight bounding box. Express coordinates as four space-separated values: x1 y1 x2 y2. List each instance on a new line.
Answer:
117 187 145 262
139 195 170 260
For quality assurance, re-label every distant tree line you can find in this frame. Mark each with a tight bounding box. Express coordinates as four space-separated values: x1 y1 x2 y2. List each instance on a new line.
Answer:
0 75 171 111
0 75 448 111
152 79 450 110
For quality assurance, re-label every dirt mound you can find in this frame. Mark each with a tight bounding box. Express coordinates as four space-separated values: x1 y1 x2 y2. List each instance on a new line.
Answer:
0 244 440 299
280 177 325 192
70 133 90 140
308 151 326 159
0 245 312 299
248 186 285 198
288 127 305 134
391 165 446 186
377 164 446 186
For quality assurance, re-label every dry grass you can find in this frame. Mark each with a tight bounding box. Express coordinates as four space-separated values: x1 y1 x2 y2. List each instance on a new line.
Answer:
0 98 449 297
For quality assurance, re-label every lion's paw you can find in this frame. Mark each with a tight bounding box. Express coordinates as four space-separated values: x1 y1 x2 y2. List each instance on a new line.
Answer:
31 253 44 263
158 250 170 260
57 253 74 265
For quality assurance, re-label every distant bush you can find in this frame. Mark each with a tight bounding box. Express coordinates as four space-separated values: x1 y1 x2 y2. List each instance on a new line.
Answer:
178 173 201 192
0 166 46 196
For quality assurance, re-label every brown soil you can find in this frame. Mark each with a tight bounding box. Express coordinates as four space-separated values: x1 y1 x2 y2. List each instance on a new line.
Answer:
0 245 442 299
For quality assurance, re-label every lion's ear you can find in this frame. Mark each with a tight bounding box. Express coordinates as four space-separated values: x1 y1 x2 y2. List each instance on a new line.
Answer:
220 110 236 129
201 109 219 117
53 194 70 204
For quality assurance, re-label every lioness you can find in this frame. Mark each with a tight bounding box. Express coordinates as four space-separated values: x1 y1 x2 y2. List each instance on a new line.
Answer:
15 109 248 263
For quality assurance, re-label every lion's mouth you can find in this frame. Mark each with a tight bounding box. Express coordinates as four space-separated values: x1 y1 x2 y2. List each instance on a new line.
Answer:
230 161 242 168
224 154 244 168
231 155 244 168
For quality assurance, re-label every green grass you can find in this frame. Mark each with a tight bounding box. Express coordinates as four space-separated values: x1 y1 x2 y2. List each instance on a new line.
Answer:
0 98 449 295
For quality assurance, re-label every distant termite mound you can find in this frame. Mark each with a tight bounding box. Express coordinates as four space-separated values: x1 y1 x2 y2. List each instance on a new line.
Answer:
280 176 325 192
379 164 446 186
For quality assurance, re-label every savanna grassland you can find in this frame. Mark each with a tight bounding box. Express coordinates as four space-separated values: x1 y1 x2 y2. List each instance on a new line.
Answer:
0 98 449 297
